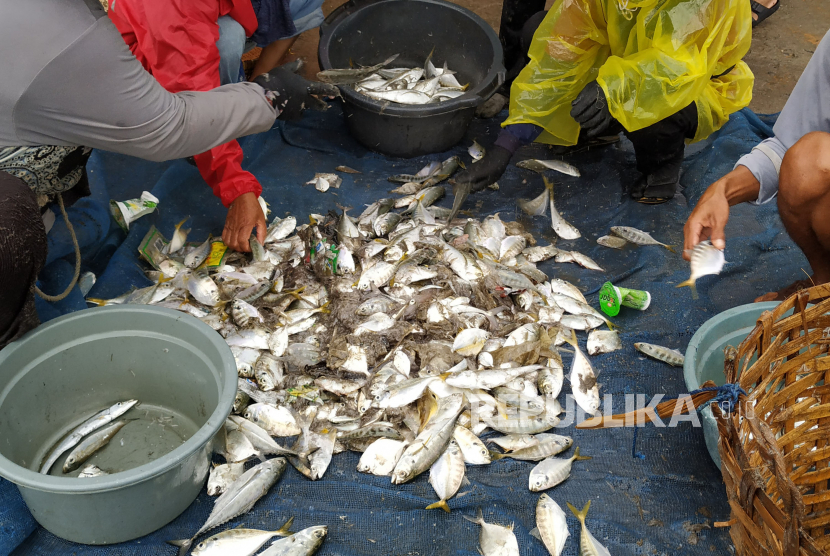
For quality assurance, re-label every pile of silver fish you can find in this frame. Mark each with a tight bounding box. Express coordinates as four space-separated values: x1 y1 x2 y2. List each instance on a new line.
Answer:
318 52 467 105
90 154 696 555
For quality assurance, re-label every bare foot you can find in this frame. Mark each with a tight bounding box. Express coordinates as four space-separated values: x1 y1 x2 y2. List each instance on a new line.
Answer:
752 0 779 21
754 278 816 303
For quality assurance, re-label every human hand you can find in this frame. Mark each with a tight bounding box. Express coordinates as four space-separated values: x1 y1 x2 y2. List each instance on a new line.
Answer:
570 81 614 138
253 60 340 121
223 192 266 252
452 145 513 193
683 181 729 260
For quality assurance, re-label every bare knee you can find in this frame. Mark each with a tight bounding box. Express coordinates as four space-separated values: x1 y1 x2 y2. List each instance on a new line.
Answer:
779 131 830 209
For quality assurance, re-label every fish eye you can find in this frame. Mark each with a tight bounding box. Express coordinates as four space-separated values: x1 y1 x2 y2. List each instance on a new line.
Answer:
67 457 75 463
197 543 206 550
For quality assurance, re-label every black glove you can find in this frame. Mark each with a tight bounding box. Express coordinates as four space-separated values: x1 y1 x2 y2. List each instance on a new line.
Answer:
570 81 614 138
453 145 513 193
253 60 340 121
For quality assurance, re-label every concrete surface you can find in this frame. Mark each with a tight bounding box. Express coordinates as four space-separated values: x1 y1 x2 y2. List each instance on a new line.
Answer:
288 0 830 114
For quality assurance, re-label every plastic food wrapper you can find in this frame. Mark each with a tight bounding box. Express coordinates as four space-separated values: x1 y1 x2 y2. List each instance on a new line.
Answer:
599 281 651 317
203 240 230 270
137 226 169 269
505 0 754 145
110 191 159 232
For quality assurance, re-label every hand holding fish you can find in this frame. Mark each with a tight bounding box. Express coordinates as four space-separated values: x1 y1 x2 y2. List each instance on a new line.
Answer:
684 166 761 260
223 192 267 253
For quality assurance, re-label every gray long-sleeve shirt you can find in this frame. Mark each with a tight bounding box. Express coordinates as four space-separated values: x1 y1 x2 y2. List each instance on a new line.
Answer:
737 29 830 204
0 0 277 162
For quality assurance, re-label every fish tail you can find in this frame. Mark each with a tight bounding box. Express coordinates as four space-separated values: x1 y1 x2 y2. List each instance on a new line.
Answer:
175 217 189 230
426 500 451 513
604 319 620 332
664 244 677 254
276 516 295 536
85 298 108 306
675 280 699 300
488 450 507 460
166 538 192 556
573 446 592 461
319 300 331 314
285 286 307 300
462 508 484 525
567 500 590 523
561 329 578 348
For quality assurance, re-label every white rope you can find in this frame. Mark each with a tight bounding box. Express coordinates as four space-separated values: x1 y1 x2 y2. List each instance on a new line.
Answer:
34 193 81 302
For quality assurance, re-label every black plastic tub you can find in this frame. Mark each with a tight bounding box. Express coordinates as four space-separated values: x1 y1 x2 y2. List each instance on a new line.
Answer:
318 0 505 158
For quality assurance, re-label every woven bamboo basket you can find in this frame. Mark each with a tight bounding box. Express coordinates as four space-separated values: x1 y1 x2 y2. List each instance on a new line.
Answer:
714 284 830 556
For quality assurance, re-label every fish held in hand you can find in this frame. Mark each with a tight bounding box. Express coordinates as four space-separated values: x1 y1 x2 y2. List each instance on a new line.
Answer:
516 159 581 177
545 177 580 240
677 240 725 299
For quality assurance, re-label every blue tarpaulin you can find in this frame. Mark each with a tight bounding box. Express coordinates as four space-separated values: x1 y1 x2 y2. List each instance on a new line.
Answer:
1 104 800 555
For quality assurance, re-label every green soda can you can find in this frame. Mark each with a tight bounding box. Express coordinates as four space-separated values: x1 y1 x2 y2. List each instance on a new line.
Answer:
598 281 651 317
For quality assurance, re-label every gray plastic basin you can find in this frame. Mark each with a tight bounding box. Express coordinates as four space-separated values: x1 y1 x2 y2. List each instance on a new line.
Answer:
0 305 236 544
683 302 778 468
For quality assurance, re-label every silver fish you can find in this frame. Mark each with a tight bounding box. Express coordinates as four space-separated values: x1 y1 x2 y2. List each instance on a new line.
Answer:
392 395 463 484
532 494 569 556
63 419 129 473
610 226 675 252
228 416 296 457
517 159 581 177
563 332 600 416
207 462 245 496
529 447 591 491
244 404 301 437
587 330 622 355
168 217 190 254
266 216 297 243
184 236 213 269
677 240 725 299
491 433 572 462
568 501 611 556
259 526 328 556
469 140 485 162
191 522 294 556
357 438 408 476
597 235 627 249
544 177 580 240
452 426 491 465
463 509 520 556
635 342 685 367
187 269 223 306
426 439 467 513
40 399 138 474
77 464 108 479
168 458 287 556
317 54 400 84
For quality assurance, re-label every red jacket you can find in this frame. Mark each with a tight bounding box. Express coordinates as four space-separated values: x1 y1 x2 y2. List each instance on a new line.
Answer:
109 0 262 207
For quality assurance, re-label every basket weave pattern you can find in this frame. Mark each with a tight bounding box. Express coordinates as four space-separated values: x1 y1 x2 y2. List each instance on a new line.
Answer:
717 285 830 556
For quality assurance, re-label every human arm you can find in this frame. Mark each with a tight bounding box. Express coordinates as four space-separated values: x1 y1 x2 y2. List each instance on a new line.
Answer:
502 0 609 146
453 124 543 191
682 165 760 259
13 18 276 161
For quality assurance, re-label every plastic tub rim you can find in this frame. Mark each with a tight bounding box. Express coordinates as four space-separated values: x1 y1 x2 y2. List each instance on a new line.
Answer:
318 0 505 117
683 301 778 393
0 305 236 494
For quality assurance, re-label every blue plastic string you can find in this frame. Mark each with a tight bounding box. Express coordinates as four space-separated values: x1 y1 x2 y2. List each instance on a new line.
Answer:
632 383 747 459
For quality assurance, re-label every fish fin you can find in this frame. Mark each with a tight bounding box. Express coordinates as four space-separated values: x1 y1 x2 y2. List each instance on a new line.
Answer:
85 298 108 306
166 538 192 556
276 516 295 536
664 244 677 254
675 280 699 299
488 450 506 461
319 300 331 314
426 500 451 513
529 527 542 541
461 475 471 487
573 446 592 461
560 329 578 349
567 501 590 523
462 508 484 525
174 217 189 230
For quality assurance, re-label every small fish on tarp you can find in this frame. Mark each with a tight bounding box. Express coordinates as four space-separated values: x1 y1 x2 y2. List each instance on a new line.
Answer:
568 501 611 556
635 342 685 367
545 177 580 240
597 235 627 249
610 226 675 252
677 240 725 299
306 173 342 192
516 159 581 177
335 166 361 174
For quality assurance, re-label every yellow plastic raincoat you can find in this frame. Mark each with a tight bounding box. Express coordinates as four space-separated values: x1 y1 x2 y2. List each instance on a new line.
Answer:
504 0 754 146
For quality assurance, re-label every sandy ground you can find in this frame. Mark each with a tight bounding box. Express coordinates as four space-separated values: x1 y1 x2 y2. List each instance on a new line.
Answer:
284 0 830 114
